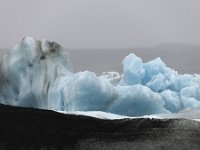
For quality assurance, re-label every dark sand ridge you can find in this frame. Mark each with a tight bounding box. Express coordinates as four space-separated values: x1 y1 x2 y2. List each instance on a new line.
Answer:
0 104 200 150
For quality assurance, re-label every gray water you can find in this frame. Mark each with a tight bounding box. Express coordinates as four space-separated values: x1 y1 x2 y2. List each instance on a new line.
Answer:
1 44 200 74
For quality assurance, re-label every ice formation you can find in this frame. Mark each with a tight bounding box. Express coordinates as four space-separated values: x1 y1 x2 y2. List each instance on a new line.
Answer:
1 37 200 116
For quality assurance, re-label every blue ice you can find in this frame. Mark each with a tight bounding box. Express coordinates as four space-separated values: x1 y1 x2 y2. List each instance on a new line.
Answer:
1 37 200 116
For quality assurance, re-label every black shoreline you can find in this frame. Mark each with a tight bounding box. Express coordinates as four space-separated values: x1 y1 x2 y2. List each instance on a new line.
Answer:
0 104 200 150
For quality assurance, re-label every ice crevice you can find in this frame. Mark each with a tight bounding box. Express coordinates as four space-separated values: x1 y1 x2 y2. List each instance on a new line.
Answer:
0 37 200 116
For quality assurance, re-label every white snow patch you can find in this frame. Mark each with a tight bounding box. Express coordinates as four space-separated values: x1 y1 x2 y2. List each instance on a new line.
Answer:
56 110 129 120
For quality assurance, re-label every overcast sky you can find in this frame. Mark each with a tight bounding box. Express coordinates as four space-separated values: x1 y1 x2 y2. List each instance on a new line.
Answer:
0 0 200 49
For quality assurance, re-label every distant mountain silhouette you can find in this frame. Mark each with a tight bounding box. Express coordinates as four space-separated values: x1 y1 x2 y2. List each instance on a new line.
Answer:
68 44 200 74
1 44 200 73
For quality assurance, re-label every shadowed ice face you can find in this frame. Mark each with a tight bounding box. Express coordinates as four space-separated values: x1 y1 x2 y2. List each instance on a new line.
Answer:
0 37 73 108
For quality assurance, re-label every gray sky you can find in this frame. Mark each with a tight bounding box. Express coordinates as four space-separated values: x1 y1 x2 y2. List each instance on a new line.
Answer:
0 0 200 49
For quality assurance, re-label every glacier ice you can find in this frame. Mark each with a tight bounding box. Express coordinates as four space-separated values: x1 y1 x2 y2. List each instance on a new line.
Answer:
110 85 170 116
1 37 200 116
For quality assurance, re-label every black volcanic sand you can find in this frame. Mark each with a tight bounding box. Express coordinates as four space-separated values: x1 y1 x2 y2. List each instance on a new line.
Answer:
0 105 200 149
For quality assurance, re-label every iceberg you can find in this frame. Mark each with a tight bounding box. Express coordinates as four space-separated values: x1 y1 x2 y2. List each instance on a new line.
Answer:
0 37 200 116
